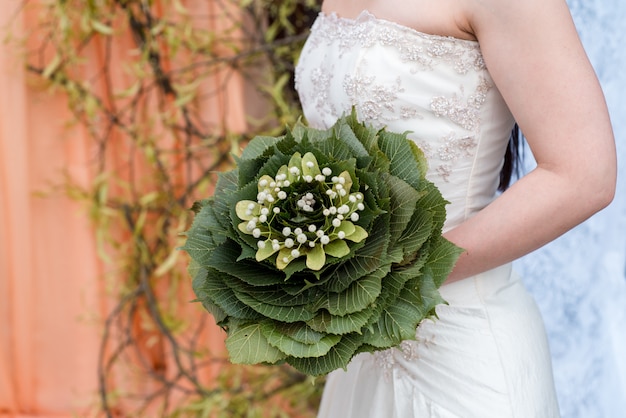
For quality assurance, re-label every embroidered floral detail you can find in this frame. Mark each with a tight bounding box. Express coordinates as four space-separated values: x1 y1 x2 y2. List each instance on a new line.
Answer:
436 164 453 182
310 66 337 118
373 335 439 381
415 133 478 182
438 133 477 161
295 62 338 123
400 106 422 121
431 78 492 131
343 68 404 123
311 11 485 74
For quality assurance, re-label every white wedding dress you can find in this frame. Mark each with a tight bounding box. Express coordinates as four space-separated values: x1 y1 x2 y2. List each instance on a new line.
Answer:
295 11 561 417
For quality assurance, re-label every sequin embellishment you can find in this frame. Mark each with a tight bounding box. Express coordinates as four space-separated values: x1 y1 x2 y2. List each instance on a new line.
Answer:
431 78 492 132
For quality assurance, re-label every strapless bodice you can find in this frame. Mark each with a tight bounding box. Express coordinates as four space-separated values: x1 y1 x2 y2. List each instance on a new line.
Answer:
295 11 516 231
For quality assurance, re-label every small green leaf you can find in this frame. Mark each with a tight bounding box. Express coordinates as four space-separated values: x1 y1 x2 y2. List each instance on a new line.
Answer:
226 323 286 364
317 269 385 316
90 20 114 36
287 152 302 182
182 211 227 266
257 175 275 191
345 225 368 243
189 266 227 325
395 209 433 261
273 322 326 344
226 277 311 307
208 240 285 286
276 247 293 270
386 174 422 240
233 290 315 323
361 298 423 348
255 242 279 262
193 271 262 321
235 200 257 221
335 221 355 237
240 135 281 160
42 54 61 79
306 244 325 270
338 170 353 193
306 308 374 335
301 152 321 178
324 239 350 258
174 91 196 107
261 322 341 358
410 267 446 316
424 235 464 287
238 222 250 235
378 130 424 190
408 140 429 178
287 333 363 376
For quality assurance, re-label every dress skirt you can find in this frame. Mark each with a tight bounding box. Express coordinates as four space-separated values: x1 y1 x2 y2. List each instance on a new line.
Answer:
317 263 561 418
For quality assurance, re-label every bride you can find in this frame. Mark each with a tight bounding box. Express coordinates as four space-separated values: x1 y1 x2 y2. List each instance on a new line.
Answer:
294 0 616 416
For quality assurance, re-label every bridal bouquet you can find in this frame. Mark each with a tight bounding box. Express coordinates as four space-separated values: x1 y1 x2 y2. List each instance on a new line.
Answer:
183 111 461 376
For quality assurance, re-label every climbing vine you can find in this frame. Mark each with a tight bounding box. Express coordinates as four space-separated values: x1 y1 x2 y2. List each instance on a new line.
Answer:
20 0 322 416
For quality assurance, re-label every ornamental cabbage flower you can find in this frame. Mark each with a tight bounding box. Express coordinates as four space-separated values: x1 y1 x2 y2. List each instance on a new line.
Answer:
182 110 462 376
235 151 368 271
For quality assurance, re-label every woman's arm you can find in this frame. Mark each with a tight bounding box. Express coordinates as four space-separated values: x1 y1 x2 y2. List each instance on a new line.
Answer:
444 0 616 282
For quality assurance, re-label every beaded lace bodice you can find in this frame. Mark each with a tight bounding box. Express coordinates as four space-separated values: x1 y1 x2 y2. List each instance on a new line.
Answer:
295 11 516 231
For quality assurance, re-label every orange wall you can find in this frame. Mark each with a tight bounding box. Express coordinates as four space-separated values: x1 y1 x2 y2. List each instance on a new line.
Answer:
0 1 247 416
